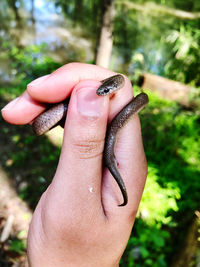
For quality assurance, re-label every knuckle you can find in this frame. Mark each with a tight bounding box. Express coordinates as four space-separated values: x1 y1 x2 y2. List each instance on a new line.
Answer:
71 136 105 159
65 62 79 71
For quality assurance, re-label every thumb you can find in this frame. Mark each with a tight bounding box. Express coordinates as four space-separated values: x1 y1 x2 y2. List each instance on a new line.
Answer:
49 80 110 214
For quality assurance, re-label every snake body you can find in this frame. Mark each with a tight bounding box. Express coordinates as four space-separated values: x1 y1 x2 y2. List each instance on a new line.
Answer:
32 75 149 206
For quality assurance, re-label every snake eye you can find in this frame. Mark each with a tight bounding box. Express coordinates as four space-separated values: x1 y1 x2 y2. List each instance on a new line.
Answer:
104 88 110 94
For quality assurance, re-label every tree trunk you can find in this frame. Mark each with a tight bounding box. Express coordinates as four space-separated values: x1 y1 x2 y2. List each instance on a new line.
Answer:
139 73 199 107
9 0 22 28
95 0 115 68
170 214 200 267
30 0 35 25
121 1 200 20
73 0 83 23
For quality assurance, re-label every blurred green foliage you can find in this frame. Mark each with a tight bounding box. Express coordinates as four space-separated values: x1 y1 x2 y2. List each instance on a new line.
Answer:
120 90 200 266
164 25 200 85
1 42 62 89
9 239 26 255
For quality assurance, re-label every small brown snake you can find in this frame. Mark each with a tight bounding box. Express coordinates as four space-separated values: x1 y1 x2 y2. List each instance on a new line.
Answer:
32 75 149 206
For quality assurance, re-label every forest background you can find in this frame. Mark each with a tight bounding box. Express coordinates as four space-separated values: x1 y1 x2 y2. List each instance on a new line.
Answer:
0 0 200 266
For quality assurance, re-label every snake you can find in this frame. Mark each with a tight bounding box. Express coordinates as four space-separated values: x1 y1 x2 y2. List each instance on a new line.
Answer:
32 74 149 206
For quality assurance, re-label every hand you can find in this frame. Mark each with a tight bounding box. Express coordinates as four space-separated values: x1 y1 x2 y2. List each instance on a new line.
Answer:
1 63 147 267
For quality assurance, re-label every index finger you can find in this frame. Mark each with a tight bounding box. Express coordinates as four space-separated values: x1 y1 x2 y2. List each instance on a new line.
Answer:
27 63 118 103
2 63 132 125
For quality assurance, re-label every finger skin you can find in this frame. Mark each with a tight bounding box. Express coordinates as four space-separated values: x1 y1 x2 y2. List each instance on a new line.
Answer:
48 80 110 213
1 91 46 125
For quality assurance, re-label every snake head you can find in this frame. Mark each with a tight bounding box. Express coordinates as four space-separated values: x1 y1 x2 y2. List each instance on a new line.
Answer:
96 74 125 96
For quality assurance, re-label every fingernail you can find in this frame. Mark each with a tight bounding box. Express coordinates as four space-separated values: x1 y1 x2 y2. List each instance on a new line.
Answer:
1 97 20 111
28 74 50 86
77 87 106 118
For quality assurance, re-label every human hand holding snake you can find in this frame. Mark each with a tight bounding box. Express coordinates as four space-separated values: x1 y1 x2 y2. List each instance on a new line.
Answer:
1 63 148 266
